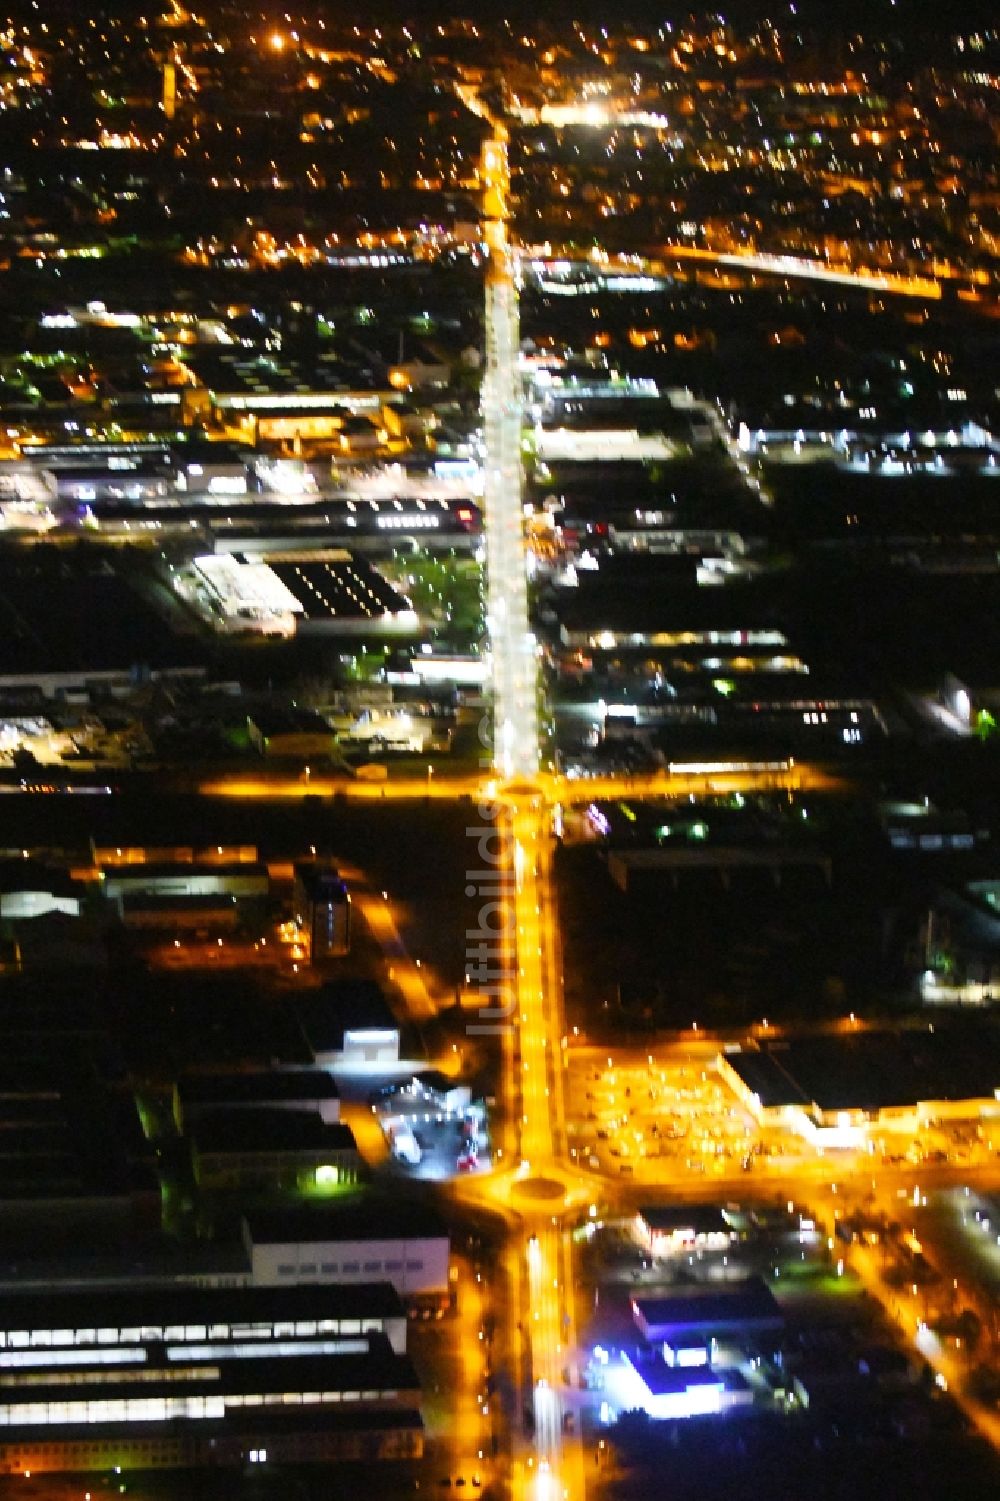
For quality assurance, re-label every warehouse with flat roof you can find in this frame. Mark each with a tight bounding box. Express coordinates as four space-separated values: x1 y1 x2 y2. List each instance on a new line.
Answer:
0 1280 420 1474
173 1069 340 1131
244 1199 450 1305
189 1110 359 1192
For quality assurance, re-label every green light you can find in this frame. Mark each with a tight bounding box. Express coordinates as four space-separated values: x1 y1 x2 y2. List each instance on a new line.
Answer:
713 678 736 697
619 803 636 822
689 822 708 840
656 824 672 840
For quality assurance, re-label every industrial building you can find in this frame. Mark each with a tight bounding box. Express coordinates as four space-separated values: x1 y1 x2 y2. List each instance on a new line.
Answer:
0 1281 421 1475
173 1070 341 1133
243 1199 451 1306
293 863 351 962
190 553 304 636
189 1111 360 1193
0 1187 450 1312
99 860 268 914
0 1006 158 1237
0 860 82 921
295 981 400 1066
196 553 417 639
245 708 337 760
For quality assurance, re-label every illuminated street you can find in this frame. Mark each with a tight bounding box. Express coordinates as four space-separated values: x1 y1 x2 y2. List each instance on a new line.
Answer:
523 242 946 300
196 761 842 806
465 792 588 1501
477 110 583 1499
481 128 539 783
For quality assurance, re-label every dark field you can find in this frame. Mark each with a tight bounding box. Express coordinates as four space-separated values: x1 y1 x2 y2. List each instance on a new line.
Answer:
556 818 899 1034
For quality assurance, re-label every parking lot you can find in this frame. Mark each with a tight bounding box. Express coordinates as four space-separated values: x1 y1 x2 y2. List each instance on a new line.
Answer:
563 1044 1000 1186
565 1050 762 1181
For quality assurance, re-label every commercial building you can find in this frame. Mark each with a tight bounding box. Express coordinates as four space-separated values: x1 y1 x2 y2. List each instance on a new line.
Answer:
618 1351 754 1421
381 1070 473 1119
205 387 396 449
45 459 175 505
600 1274 771 1426
177 446 249 498
194 552 416 641
11 440 250 508
373 1071 485 1179
633 1204 736 1258
718 1025 1000 1148
0 1281 420 1475
206 499 481 558
631 1279 785 1347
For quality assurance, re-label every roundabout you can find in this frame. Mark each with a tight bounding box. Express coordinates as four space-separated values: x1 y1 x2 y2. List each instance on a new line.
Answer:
511 1175 565 1205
